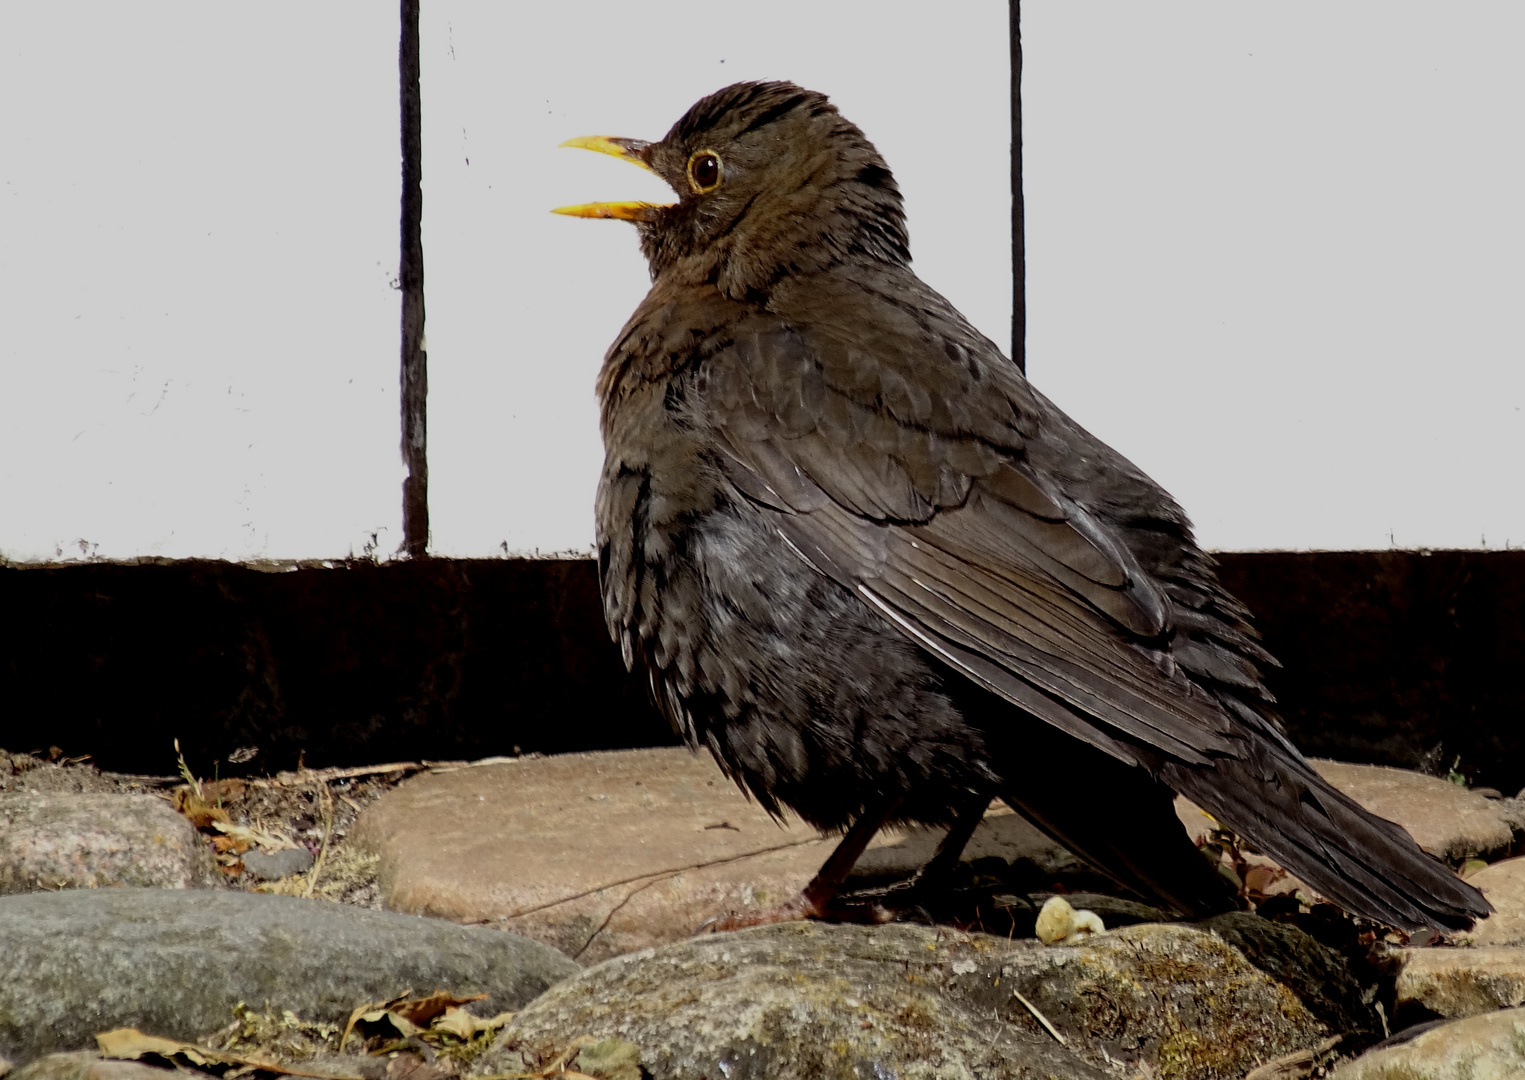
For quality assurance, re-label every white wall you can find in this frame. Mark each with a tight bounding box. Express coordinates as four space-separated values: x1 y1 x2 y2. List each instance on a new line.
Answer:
0 5 401 562
1024 3 1525 551
420 2 1010 557
4 2 1521 562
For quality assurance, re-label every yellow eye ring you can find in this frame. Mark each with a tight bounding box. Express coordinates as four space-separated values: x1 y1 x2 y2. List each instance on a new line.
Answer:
687 149 723 193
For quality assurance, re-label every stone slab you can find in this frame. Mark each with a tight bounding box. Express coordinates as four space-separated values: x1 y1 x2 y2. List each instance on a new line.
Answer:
1311 760 1515 861
1465 856 1525 946
1332 1006 1525 1079
1396 945 1525 1018
352 748 1078 963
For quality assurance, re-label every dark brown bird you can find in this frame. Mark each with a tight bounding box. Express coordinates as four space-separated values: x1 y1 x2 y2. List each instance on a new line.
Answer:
556 81 1489 931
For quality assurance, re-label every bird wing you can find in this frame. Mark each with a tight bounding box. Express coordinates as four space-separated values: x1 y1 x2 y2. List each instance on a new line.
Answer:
698 314 1248 769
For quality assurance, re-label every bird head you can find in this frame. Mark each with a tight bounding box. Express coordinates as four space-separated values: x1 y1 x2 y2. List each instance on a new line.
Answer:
556 81 910 300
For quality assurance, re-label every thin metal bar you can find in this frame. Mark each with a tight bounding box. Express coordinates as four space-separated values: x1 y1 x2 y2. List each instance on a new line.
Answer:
1010 0 1027 375
399 0 429 557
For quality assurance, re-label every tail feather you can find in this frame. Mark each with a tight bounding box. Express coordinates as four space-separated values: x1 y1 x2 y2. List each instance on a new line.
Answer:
1162 742 1491 932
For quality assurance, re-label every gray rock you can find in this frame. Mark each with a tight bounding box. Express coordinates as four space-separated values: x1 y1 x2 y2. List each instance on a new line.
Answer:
1331 1006 1525 1079
0 793 219 894
239 846 314 881
477 919 1347 1080
0 888 580 1065
1200 912 1380 1038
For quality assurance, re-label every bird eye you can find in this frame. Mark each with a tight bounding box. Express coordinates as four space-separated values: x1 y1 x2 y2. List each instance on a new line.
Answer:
687 150 722 193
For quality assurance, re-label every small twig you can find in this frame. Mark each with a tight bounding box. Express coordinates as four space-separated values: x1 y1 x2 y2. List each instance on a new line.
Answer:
304 779 335 898
1011 988 1067 1046
422 755 524 773
256 761 427 787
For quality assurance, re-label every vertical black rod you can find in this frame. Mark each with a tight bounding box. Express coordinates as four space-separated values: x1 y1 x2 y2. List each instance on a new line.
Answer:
399 0 429 557
1010 0 1027 375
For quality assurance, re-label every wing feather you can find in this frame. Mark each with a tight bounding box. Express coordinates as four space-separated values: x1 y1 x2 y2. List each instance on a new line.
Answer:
699 314 1256 766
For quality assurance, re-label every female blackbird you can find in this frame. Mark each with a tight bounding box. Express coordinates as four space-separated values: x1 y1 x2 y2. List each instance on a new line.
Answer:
556 81 1488 931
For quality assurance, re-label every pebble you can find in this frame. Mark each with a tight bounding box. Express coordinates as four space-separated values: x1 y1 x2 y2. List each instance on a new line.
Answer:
239 845 314 881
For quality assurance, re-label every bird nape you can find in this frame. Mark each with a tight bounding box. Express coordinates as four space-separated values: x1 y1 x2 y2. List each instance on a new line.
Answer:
555 80 1489 934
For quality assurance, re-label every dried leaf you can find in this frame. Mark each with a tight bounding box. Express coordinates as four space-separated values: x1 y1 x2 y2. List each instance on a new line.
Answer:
212 835 251 855
385 1012 423 1038
97 1027 210 1064
391 990 488 1027
340 990 487 1050
342 991 415 1051
431 1007 515 1040
172 787 231 829
1244 864 1289 896
96 1027 360 1079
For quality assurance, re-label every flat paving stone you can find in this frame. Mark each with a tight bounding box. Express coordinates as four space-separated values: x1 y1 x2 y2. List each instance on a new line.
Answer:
0 793 218 894
1396 945 1525 1019
1466 856 1525 946
1331 1006 1525 1079
1311 761 1515 861
0 888 579 1065
352 748 1078 964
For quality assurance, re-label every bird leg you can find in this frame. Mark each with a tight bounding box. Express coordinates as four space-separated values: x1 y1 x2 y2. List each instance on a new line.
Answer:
821 790 996 918
697 793 904 933
886 790 993 897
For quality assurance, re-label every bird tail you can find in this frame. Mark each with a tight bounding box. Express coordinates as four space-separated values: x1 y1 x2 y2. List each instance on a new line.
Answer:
1161 739 1492 932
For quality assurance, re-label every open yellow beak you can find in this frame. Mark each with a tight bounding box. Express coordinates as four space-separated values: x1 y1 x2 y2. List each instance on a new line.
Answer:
553 136 672 222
